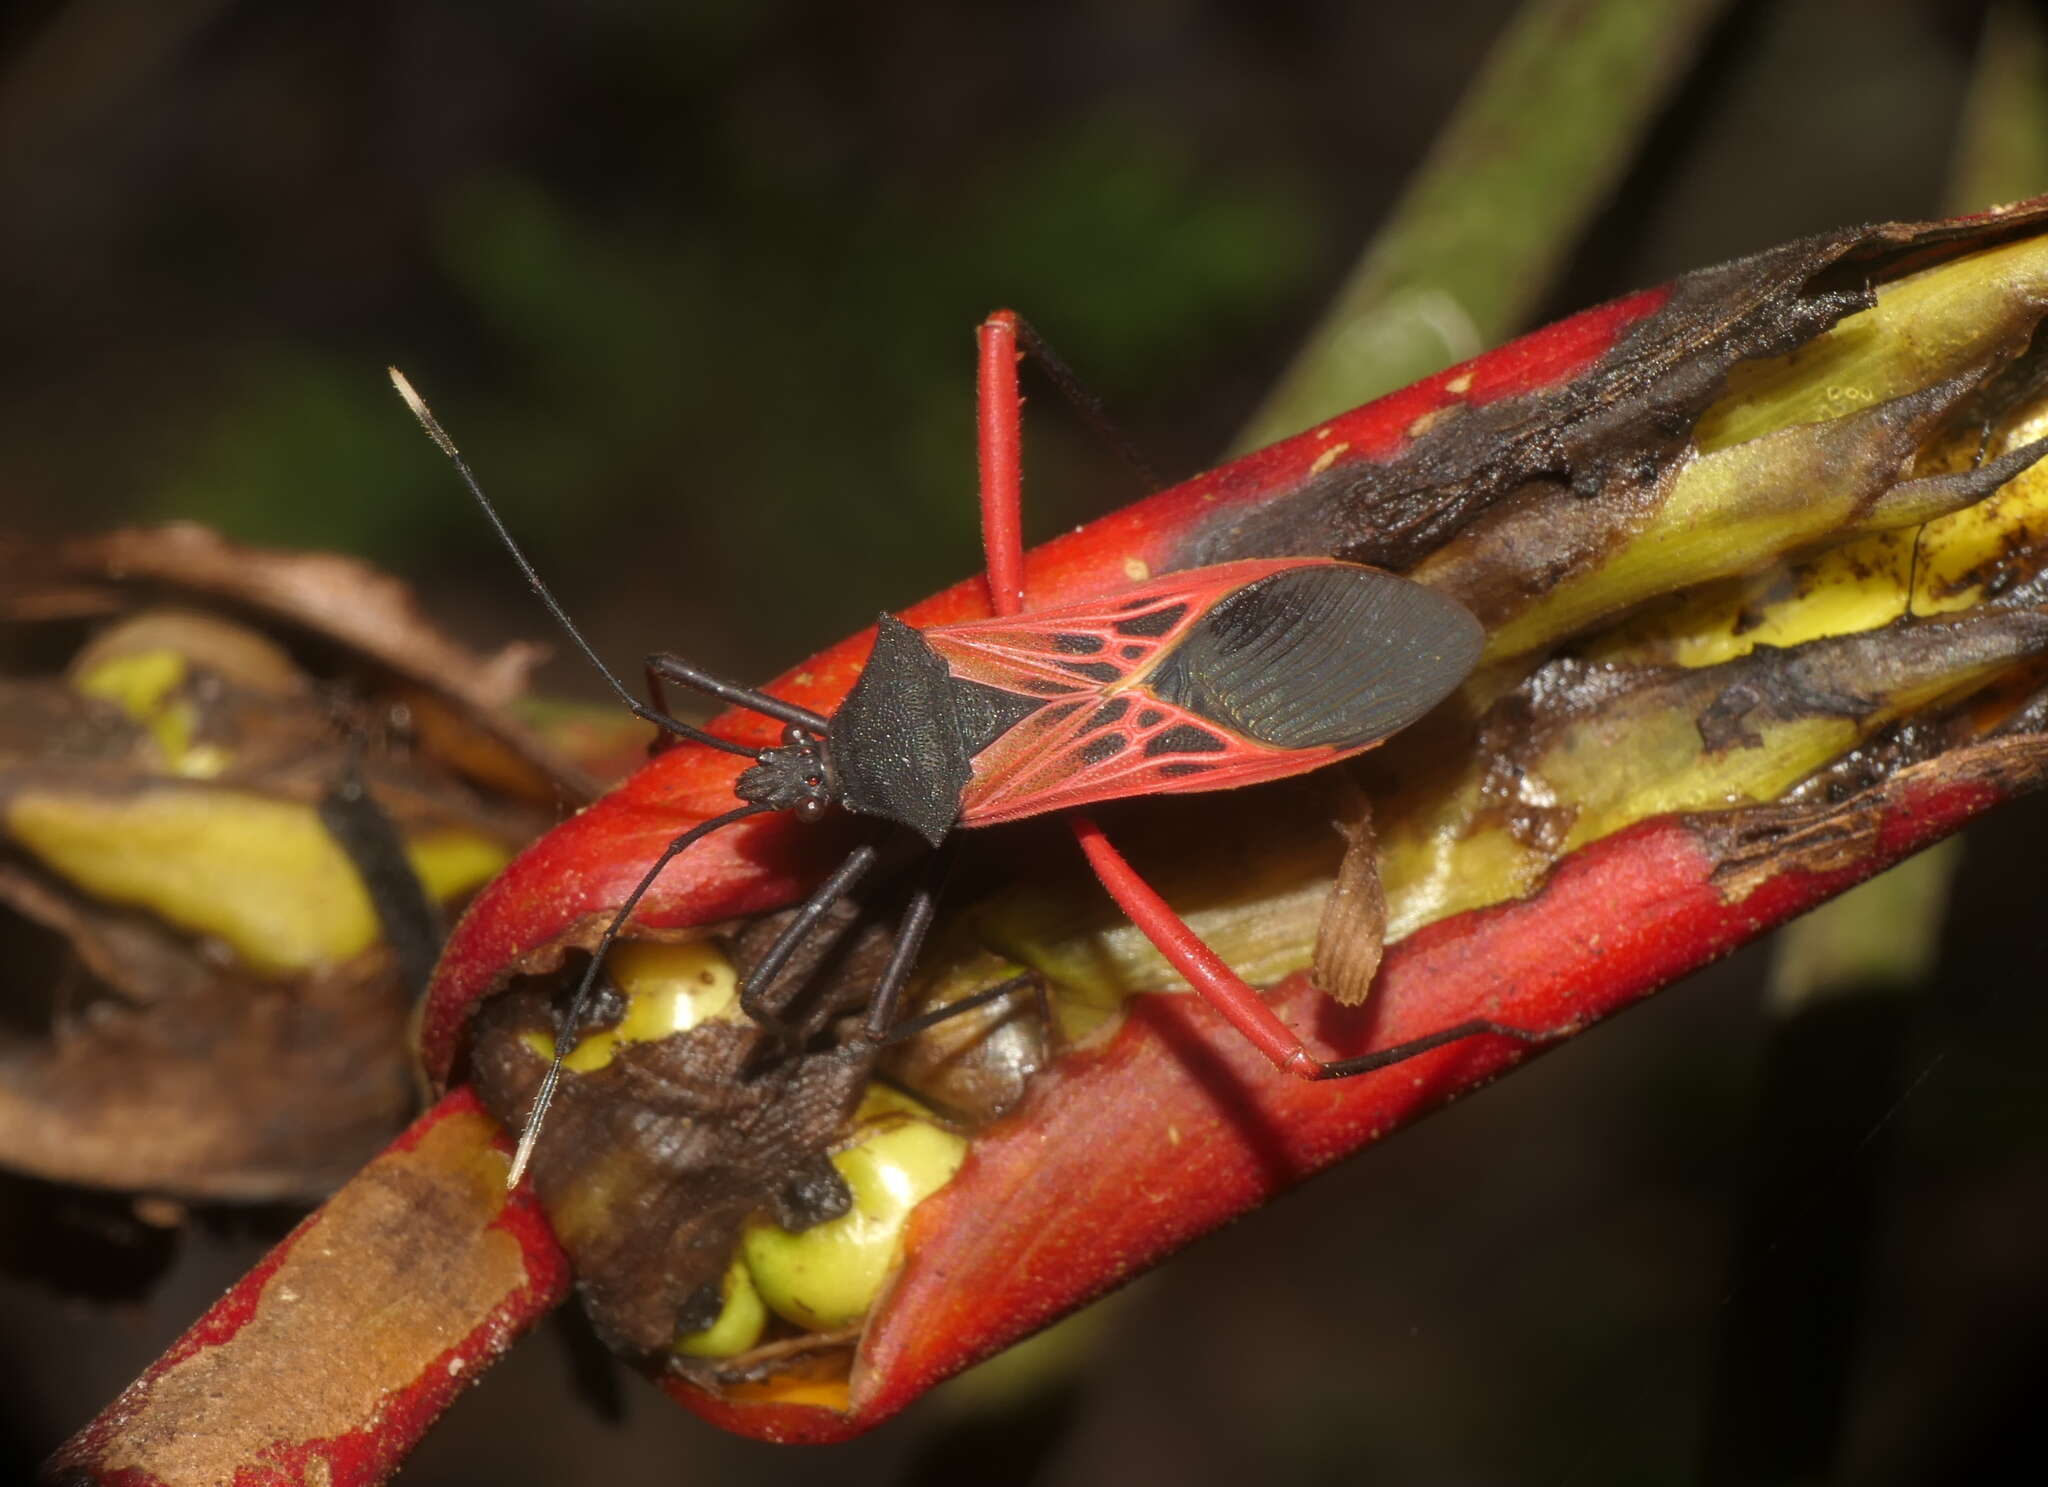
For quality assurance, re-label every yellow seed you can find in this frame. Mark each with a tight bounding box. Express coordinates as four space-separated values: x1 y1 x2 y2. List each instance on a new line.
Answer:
741 1087 967 1332
520 938 741 1072
673 1257 768 1359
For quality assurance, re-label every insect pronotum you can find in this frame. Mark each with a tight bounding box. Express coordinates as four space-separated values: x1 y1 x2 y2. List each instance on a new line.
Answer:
392 312 1548 1186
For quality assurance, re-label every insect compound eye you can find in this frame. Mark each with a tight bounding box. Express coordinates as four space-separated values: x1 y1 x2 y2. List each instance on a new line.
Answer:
795 797 828 823
782 724 816 747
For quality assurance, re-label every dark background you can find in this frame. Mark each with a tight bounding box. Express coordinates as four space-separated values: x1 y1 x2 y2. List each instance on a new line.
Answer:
4 1 2046 1482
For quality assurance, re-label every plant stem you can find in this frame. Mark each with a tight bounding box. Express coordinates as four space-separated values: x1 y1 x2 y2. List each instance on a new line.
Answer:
1234 0 1730 452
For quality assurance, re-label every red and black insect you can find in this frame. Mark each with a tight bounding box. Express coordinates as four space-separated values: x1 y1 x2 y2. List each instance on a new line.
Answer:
393 312 1544 1183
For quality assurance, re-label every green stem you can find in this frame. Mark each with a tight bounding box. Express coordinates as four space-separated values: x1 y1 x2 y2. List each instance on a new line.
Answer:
1946 0 2048 214
1233 0 1730 452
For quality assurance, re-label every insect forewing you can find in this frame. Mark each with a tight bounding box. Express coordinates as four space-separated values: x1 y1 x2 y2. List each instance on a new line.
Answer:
927 558 1482 825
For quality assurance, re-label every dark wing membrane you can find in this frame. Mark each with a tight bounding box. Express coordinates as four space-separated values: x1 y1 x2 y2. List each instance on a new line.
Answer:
1146 566 1482 750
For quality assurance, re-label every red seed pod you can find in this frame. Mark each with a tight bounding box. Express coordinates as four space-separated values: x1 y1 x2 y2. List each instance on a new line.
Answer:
55 202 2048 1482
411 204 2048 1439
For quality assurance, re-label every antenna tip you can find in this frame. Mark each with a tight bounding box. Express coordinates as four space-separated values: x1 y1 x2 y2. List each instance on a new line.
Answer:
505 1128 538 1191
388 366 459 456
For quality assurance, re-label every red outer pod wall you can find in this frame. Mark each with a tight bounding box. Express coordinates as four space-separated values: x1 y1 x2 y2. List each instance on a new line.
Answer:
673 744 2042 1442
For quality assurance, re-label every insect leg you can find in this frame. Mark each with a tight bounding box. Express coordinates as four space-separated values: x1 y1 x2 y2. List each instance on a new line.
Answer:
976 310 1161 619
856 843 953 1043
738 843 882 1034
647 651 831 735
642 660 682 755
1068 814 1554 1080
1009 315 1162 493
978 311 1027 618
879 973 1035 1047
841 826 1033 1049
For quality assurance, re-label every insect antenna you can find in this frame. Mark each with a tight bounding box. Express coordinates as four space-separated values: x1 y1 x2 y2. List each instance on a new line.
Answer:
388 368 755 760
506 799 778 1188
647 651 829 736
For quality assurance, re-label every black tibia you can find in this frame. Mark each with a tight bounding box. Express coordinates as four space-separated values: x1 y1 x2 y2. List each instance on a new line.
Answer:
1009 312 1164 492
737 844 881 1036
1314 1018 1558 1080
641 660 688 756
880 973 1035 1048
858 843 952 1044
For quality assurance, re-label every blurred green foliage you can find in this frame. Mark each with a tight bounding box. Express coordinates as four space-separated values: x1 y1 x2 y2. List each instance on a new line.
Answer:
364 110 1318 661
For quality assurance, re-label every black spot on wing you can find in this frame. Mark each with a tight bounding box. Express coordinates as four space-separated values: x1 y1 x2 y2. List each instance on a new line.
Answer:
1120 644 1146 660
1077 733 1128 766
1143 724 1227 757
1136 708 1163 728
1145 566 1482 750
1059 661 1122 684
1083 698 1130 731
1023 677 1080 696
1054 632 1105 654
1113 603 1188 638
